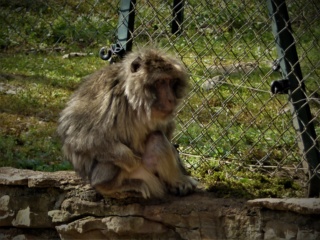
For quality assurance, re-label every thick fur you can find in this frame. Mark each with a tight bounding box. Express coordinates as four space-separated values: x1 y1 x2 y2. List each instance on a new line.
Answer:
57 48 197 198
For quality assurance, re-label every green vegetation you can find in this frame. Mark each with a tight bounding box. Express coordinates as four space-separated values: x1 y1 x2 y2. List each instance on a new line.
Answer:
191 164 303 198
1 0 319 198
0 0 117 50
0 54 106 171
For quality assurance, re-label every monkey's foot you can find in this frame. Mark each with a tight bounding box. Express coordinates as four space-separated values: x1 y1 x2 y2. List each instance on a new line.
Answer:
102 191 144 199
167 176 198 196
94 179 153 199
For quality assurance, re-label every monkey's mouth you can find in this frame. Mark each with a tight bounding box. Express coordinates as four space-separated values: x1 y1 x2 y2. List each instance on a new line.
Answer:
152 108 174 119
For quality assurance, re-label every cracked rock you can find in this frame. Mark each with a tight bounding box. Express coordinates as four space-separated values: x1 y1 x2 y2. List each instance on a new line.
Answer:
1 167 319 240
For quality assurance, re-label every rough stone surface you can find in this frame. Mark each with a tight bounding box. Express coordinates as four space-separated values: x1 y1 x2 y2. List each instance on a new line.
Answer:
0 167 319 240
247 198 320 215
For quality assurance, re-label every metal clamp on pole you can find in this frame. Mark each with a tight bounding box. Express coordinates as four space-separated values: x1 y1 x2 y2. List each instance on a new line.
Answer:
172 0 185 35
100 0 136 62
270 79 290 94
99 43 125 62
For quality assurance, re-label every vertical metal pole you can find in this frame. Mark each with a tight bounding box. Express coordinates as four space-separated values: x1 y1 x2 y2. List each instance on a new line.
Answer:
118 0 136 54
172 0 184 35
99 0 136 61
267 0 320 197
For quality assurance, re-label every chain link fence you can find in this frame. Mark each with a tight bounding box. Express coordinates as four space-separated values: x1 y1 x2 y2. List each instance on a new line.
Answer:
1 0 319 197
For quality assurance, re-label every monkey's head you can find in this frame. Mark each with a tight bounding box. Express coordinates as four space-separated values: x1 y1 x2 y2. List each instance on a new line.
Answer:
123 49 189 120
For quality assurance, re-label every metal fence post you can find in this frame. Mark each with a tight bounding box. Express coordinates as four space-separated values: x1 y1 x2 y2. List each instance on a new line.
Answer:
117 0 136 53
99 0 136 61
267 0 320 197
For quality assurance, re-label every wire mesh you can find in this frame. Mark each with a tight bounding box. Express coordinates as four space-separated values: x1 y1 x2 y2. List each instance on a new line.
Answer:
1 0 319 197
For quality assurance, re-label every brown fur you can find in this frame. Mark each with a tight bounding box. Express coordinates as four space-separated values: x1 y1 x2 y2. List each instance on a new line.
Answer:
57 48 197 198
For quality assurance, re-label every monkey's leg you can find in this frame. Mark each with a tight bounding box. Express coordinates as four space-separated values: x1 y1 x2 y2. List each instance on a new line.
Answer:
111 143 166 198
90 159 165 199
111 143 142 172
143 132 197 196
127 165 166 198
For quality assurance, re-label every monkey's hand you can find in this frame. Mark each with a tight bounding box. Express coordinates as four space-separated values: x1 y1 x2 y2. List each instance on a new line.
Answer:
167 176 198 196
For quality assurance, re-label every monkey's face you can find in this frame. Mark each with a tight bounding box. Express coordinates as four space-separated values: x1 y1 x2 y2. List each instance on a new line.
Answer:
150 76 179 119
124 50 189 120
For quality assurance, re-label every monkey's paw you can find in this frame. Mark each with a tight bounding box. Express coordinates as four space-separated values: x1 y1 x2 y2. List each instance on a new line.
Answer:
167 176 198 196
98 184 152 199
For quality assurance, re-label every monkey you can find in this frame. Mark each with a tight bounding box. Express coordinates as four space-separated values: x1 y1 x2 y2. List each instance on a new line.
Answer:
57 48 197 198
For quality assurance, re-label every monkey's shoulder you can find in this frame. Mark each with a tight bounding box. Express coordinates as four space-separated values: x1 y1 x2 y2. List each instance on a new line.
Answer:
78 64 124 93
84 64 121 82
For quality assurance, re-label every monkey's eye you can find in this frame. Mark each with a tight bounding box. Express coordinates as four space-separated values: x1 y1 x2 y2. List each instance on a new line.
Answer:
171 78 180 92
170 78 178 87
155 79 166 87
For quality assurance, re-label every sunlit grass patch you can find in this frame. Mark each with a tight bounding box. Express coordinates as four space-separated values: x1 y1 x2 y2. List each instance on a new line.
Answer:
0 52 106 171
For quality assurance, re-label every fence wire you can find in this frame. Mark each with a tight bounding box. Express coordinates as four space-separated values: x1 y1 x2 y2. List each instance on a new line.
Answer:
1 0 319 197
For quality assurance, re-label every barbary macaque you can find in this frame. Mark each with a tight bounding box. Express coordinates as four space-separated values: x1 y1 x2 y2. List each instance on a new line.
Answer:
57 48 197 198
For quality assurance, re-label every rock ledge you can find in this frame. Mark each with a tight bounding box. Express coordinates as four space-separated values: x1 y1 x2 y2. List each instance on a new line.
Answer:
0 167 319 240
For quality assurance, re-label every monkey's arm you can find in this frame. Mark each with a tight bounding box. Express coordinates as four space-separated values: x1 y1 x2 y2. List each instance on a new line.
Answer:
88 141 142 188
109 142 142 172
142 131 197 196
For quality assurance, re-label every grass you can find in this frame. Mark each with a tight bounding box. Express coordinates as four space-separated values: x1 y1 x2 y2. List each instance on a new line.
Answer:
191 164 304 198
0 53 106 171
1 0 319 198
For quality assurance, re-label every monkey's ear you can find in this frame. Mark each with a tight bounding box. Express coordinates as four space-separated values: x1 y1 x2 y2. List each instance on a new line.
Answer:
130 57 142 73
